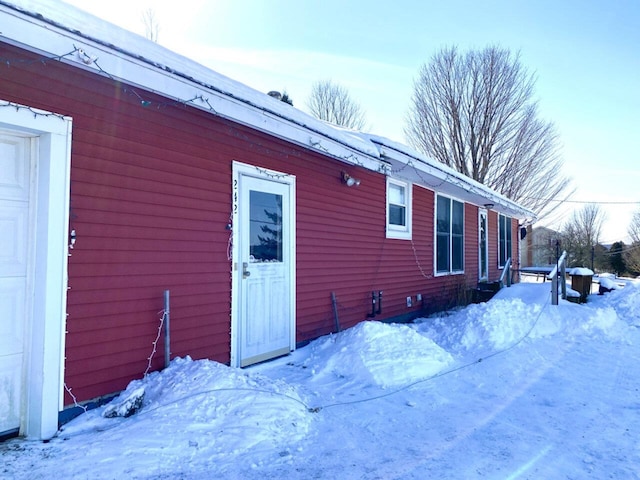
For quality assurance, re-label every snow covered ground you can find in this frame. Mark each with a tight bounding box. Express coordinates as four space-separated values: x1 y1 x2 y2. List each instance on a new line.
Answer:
3 280 640 479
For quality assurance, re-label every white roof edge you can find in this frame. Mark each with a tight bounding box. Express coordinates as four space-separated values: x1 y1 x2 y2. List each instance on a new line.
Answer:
0 0 534 220
0 0 386 173
366 135 537 221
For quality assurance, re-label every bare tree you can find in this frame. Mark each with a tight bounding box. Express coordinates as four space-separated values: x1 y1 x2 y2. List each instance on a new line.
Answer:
561 204 605 268
142 8 160 43
307 80 368 130
629 209 640 244
405 46 571 218
623 209 640 275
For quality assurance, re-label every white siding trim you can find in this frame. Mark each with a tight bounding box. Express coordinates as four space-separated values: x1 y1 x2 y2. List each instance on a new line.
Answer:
230 161 296 368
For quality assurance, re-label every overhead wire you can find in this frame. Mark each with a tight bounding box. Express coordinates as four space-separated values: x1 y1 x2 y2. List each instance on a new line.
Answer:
522 196 640 206
58 290 552 442
312 294 551 411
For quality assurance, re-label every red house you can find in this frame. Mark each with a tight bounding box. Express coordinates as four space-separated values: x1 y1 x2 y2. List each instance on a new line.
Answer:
0 1 535 440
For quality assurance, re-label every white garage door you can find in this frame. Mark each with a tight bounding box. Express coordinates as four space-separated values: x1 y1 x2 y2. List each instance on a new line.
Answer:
0 131 32 434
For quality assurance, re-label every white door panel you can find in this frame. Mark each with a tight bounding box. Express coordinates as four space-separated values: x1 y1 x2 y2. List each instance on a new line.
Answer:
0 355 22 432
244 276 267 348
0 132 30 434
0 278 26 356
242 266 287 353
0 135 30 201
0 203 29 276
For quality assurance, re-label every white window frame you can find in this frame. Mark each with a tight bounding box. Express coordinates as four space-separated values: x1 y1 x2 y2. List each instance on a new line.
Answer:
434 194 465 276
386 178 412 240
498 213 513 269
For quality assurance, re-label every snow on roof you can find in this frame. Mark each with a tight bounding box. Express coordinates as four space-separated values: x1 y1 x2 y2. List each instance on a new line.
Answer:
598 277 621 290
0 0 535 220
361 132 535 219
569 268 594 276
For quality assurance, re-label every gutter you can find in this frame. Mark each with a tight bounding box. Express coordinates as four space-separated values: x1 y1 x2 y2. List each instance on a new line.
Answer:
373 138 537 222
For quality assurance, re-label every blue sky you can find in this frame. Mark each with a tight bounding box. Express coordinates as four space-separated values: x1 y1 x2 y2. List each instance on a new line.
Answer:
64 0 640 243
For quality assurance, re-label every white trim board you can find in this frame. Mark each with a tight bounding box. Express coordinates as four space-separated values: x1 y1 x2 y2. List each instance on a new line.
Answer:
230 161 296 368
0 100 72 440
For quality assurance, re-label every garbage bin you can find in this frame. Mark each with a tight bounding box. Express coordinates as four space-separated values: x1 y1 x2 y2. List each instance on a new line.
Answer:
570 268 594 303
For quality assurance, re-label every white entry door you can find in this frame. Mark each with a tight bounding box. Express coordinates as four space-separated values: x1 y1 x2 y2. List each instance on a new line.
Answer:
0 132 32 434
233 163 295 367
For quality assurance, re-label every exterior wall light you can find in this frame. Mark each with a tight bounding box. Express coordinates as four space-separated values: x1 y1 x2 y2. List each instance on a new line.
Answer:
341 171 361 187
484 203 495 209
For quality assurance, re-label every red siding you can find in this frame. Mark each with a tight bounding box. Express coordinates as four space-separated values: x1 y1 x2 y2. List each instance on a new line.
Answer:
464 203 479 283
1 42 514 404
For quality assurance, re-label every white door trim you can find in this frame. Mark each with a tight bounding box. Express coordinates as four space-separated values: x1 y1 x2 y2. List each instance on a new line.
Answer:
0 100 72 440
230 161 296 368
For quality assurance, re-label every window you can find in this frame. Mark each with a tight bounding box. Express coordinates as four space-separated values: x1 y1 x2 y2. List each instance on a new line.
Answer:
436 195 464 274
479 210 488 280
249 191 283 262
499 214 512 268
386 178 412 239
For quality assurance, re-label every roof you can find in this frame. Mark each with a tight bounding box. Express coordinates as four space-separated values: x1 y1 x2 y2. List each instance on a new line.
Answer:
0 0 536 221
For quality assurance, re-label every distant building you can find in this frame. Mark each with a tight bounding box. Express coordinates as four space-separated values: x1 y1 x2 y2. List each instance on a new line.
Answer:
521 226 560 267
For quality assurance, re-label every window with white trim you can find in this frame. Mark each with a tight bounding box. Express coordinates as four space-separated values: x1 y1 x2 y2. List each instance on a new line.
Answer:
386 178 412 239
436 195 464 274
498 214 513 268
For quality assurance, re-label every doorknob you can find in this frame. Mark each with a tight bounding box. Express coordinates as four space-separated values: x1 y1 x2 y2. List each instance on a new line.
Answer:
242 262 251 278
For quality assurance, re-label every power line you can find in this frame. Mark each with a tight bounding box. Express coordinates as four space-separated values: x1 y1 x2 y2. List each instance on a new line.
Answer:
600 242 640 257
523 197 640 205
313 296 550 411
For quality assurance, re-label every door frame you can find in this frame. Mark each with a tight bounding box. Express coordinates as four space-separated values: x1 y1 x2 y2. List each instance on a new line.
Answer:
0 100 72 440
230 161 296 368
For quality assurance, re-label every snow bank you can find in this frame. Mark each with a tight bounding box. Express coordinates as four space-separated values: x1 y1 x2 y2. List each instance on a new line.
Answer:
416 299 542 354
600 281 640 327
4 281 640 479
293 283 638 398
300 321 454 388
416 283 636 351
579 306 627 339
60 357 313 463
529 291 632 341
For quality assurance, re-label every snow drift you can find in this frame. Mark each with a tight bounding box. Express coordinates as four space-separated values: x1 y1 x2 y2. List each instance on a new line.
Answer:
3 280 640 479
